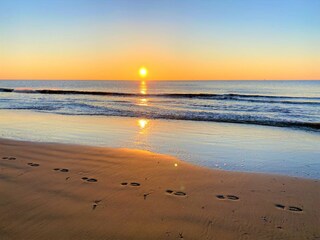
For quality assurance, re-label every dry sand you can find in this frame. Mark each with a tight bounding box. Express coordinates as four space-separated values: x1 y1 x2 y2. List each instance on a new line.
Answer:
0 138 319 240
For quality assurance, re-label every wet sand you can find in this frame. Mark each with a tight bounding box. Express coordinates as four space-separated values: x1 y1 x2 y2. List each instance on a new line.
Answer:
0 138 319 239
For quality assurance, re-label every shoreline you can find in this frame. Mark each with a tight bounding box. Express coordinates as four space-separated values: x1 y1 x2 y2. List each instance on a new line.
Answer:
0 138 319 239
1 109 319 179
1 136 319 181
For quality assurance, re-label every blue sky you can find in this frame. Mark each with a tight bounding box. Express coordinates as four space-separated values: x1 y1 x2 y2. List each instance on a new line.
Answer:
1 0 319 80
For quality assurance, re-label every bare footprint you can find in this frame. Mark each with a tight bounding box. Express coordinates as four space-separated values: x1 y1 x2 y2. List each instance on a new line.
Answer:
174 191 186 196
130 182 140 187
53 168 69 173
87 178 97 182
275 204 285 210
92 200 102 210
274 204 303 212
216 195 225 199
165 189 187 197
82 177 97 183
288 206 303 212
227 195 239 201
27 163 39 167
121 182 140 187
2 157 16 160
143 193 152 200
216 194 239 201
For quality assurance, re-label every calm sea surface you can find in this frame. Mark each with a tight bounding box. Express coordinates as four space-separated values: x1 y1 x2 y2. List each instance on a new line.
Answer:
0 80 319 178
1 80 320 129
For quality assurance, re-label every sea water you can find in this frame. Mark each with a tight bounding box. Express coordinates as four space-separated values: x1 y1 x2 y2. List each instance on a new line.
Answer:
0 80 319 178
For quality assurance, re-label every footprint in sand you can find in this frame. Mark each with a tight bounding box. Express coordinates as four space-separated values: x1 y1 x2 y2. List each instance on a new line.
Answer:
288 206 303 212
27 162 40 167
274 203 303 212
227 195 240 200
216 194 239 201
143 192 153 200
216 194 225 200
82 177 98 183
53 168 69 173
121 182 141 187
275 204 285 210
2 156 16 160
92 200 102 210
130 182 141 186
166 189 187 197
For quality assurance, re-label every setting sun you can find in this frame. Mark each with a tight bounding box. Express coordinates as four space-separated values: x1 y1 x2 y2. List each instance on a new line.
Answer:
139 67 148 78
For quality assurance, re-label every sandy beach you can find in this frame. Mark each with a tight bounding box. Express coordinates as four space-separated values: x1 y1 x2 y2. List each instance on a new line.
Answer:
0 138 319 240
2 0 320 238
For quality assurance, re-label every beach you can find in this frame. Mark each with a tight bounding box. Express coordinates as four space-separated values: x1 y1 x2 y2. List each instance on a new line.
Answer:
2 0 320 238
1 138 319 240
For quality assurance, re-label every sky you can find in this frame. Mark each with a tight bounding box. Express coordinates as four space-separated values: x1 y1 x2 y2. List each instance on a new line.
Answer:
0 0 319 80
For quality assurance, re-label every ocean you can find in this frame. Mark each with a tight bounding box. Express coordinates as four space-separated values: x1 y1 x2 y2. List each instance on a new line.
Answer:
0 80 319 178
1 80 320 129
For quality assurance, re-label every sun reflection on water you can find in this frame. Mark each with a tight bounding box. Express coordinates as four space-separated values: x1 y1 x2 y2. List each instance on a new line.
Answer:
138 98 148 106
138 119 149 129
140 81 147 95
134 118 150 147
137 80 149 106
135 73 151 146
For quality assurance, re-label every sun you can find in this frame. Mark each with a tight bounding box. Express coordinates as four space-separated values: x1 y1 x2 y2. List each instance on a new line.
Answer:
139 67 148 78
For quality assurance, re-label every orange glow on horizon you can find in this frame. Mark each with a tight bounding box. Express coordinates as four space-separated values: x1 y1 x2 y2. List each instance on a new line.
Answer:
1 48 319 80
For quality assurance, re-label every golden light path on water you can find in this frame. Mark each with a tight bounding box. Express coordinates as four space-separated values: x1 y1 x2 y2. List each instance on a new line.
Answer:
138 98 148 106
137 80 149 132
138 119 149 129
139 80 147 95
135 67 151 147
134 117 149 149
135 72 179 169
137 68 149 106
136 118 179 169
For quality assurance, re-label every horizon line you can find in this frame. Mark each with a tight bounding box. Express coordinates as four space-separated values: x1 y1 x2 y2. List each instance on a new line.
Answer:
1 79 320 81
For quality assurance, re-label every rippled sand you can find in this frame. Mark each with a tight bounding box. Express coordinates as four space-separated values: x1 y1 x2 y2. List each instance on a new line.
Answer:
0 138 319 240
